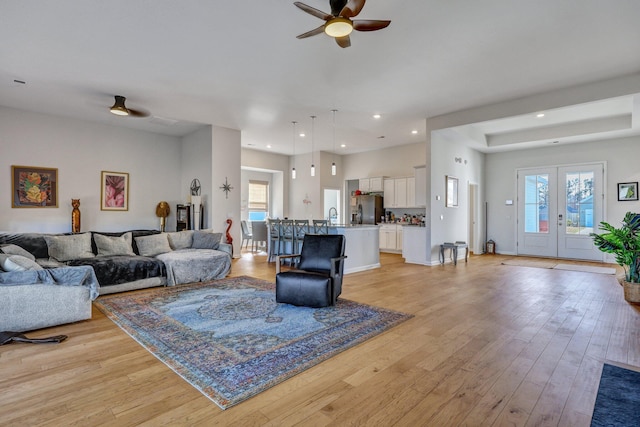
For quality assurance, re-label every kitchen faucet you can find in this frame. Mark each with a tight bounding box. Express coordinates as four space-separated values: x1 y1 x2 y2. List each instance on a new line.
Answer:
328 207 338 225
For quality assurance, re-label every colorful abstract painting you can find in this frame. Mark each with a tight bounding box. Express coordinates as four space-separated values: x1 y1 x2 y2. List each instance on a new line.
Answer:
11 165 58 208
101 171 129 211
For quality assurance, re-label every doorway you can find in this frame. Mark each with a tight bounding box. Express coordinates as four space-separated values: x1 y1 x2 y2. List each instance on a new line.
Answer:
517 163 604 261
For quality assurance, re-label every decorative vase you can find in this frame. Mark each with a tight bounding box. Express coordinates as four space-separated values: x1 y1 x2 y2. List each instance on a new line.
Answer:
623 280 640 304
71 199 81 233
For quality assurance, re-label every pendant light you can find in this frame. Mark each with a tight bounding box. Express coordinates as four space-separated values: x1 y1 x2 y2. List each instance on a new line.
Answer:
331 109 337 176
310 115 316 177
291 121 297 180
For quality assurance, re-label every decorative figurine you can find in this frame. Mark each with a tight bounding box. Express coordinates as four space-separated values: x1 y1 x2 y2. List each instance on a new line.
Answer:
71 199 81 233
156 201 170 232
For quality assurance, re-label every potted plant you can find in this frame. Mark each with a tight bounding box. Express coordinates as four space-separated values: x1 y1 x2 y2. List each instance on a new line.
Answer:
591 212 640 303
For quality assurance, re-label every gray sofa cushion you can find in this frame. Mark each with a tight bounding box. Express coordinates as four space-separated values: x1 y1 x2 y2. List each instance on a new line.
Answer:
134 233 172 257
94 232 135 256
192 231 222 250
44 233 95 262
167 230 194 250
0 244 36 261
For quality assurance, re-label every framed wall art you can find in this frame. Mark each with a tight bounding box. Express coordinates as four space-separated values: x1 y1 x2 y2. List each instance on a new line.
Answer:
446 175 458 207
618 182 638 201
11 165 58 208
101 171 129 211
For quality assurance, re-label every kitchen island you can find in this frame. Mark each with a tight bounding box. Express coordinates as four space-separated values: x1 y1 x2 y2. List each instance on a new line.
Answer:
327 224 380 274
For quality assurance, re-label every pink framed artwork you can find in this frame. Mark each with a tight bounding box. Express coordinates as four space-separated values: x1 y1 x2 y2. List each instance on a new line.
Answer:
101 171 129 211
11 165 58 208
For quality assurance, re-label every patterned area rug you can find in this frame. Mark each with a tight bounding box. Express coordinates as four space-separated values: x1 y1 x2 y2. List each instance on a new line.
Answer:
94 276 412 409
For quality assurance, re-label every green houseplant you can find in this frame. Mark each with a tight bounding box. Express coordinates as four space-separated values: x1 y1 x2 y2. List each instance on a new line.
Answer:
591 212 640 303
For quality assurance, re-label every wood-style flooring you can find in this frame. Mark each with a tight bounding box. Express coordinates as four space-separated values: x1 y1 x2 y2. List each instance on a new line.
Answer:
1 251 637 426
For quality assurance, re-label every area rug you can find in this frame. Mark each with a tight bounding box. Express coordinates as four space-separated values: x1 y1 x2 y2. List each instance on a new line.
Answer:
94 276 412 409
502 260 616 275
591 363 640 426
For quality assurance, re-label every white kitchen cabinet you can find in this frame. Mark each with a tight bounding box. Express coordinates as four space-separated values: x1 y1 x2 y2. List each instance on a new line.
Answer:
359 178 370 193
369 177 384 192
414 166 427 207
396 225 403 250
383 179 395 208
394 178 407 208
379 224 401 252
406 177 416 208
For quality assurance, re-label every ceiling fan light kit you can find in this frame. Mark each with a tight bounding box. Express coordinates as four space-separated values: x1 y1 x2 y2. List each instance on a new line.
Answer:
325 18 353 37
110 95 129 116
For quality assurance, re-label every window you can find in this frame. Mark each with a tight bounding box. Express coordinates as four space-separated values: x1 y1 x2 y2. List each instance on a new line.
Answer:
248 180 269 221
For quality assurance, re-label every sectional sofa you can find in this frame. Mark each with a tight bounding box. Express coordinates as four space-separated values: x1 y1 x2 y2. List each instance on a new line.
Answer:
0 229 232 331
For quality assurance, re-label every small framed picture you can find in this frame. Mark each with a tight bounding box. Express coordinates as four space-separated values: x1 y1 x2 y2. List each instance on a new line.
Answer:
11 165 58 208
446 175 458 207
101 171 129 211
618 182 638 201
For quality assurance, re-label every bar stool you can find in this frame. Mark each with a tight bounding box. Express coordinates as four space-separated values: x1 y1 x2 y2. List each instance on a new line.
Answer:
293 219 309 253
267 219 281 262
313 219 329 234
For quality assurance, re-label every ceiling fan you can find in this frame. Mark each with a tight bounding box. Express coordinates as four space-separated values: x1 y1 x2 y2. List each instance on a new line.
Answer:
109 95 150 118
294 0 390 48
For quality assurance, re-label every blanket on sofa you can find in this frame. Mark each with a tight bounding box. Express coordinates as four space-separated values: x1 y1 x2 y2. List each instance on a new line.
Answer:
156 249 231 286
0 265 100 299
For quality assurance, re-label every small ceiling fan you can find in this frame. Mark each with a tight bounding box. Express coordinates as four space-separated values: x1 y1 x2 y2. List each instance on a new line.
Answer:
294 0 390 48
109 95 150 118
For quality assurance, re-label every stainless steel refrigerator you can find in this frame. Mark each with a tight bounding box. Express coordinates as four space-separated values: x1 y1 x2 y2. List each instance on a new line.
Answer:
352 194 384 224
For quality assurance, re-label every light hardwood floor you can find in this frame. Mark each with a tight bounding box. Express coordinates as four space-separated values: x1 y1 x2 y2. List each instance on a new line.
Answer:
1 251 637 426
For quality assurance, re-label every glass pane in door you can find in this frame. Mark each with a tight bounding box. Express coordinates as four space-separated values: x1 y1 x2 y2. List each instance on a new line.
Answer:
524 174 550 233
564 171 594 235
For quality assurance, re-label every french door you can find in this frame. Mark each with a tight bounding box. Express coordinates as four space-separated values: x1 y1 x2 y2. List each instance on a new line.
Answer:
517 163 604 261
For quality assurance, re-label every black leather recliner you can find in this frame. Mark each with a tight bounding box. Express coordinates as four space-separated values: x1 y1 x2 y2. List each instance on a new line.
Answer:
275 234 347 308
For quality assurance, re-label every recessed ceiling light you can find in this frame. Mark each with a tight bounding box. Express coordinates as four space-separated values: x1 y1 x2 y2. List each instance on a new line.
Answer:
341 144 346 148
266 145 272 149
299 133 305 137
373 114 381 119
411 130 418 134
536 113 545 118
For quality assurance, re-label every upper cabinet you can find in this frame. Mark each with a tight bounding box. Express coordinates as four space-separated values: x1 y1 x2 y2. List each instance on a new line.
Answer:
414 166 427 207
359 177 384 193
384 177 408 208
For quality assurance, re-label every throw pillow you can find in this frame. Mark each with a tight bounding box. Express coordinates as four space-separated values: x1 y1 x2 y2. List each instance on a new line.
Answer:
135 233 172 257
167 230 194 250
0 243 36 261
192 231 222 250
43 233 95 262
0 254 44 272
94 232 135 256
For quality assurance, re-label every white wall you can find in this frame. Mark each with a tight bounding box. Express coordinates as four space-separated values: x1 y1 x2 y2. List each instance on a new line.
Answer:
342 142 427 180
0 107 182 233
181 126 212 229
430 131 485 262
486 135 640 255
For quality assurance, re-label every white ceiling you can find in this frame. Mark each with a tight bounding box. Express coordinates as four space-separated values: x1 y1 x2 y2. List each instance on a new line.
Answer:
1 1 640 155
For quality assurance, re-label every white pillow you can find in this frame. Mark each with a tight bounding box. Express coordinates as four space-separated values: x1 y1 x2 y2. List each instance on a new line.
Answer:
0 254 44 272
135 233 173 257
94 232 135 256
167 230 194 250
43 233 95 262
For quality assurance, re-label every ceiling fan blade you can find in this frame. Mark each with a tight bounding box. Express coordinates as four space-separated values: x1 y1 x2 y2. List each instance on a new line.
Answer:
128 108 150 118
294 2 332 21
353 19 391 32
339 0 366 18
335 35 351 48
297 25 326 39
